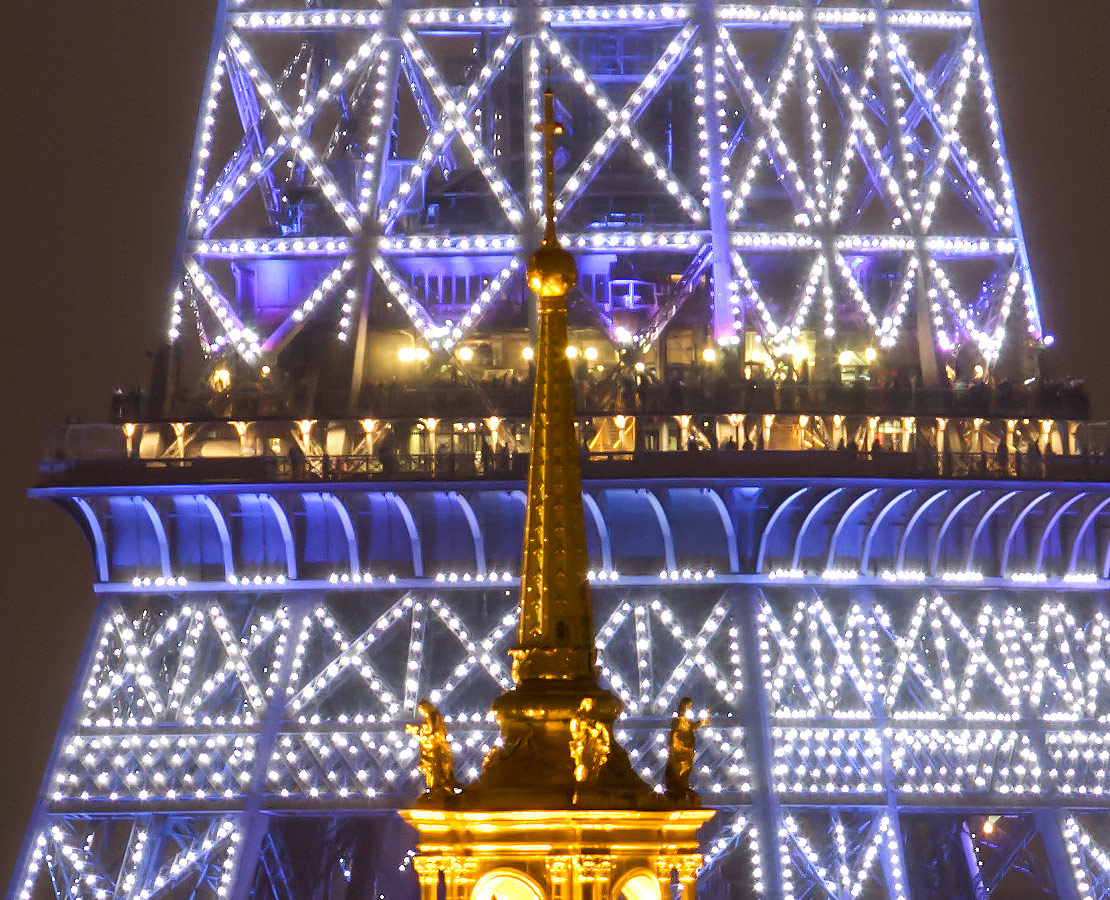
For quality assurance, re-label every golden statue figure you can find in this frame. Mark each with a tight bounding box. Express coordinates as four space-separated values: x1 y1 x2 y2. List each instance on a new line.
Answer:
569 697 610 784
663 697 706 804
406 700 457 796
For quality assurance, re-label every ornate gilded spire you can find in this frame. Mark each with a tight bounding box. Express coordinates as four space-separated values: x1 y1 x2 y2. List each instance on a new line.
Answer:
512 79 594 683
436 78 660 811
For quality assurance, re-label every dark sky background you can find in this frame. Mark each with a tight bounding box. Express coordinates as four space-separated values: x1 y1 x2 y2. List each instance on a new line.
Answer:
0 1 1106 888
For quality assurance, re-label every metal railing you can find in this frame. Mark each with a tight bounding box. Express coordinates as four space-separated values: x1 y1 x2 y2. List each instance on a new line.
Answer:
38 447 1110 488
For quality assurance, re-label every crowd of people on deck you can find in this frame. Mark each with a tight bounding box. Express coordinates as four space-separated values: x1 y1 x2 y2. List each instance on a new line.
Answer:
111 361 1092 437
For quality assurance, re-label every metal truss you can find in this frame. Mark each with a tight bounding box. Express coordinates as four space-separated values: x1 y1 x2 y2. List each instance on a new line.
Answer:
169 0 1043 376
13 575 1110 900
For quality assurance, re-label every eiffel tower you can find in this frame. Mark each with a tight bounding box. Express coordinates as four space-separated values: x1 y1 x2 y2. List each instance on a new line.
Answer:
12 2 1110 899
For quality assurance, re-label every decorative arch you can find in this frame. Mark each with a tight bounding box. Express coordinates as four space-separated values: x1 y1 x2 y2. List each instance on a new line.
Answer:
825 488 882 573
262 494 297 579
658 488 738 573
107 495 171 578
581 492 613 572
470 869 546 900
756 487 811 573
1069 496 1110 575
791 488 847 570
171 494 234 580
999 491 1054 575
407 491 483 574
613 870 662 900
930 490 985 575
227 493 297 579
295 492 359 576
860 489 915 573
896 489 951 571
71 497 109 583
470 490 526 573
963 490 1020 575
595 489 672 574
451 493 487 575
1034 492 1089 575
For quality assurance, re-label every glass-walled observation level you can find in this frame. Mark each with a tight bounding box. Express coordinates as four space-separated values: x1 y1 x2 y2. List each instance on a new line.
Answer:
175 2 1043 415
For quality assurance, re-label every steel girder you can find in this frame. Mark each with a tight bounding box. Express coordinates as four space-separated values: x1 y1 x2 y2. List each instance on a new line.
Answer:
168 0 1043 377
13 561 1110 900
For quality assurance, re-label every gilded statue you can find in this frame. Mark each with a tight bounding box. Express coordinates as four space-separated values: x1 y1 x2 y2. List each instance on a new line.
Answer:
569 697 610 784
664 697 706 804
406 700 457 796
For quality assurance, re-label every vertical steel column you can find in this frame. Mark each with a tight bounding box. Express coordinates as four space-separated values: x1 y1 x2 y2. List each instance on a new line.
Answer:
807 3 842 385
156 0 228 417
971 0 1042 380
863 588 912 900
1036 811 1082 900
871 0 942 388
223 594 307 900
519 0 542 345
696 0 737 350
350 32 404 414
735 588 784 900
1022 652 1082 900
4 600 113 900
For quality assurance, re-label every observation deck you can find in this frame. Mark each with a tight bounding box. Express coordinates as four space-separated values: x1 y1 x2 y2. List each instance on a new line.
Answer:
44 379 1100 489
34 399 1110 597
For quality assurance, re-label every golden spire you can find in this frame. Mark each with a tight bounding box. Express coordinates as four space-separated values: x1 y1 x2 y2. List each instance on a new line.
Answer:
512 77 594 683
439 77 658 811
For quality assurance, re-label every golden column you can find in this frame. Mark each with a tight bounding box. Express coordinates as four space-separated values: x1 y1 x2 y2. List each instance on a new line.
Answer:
401 79 713 900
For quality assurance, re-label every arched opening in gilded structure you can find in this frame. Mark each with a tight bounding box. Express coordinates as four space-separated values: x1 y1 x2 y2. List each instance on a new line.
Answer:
471 869 547 900
614 871 662 900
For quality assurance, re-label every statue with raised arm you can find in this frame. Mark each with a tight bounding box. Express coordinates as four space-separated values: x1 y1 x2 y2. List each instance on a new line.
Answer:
569 697 610 786
406 700 457 796
664 697 706 805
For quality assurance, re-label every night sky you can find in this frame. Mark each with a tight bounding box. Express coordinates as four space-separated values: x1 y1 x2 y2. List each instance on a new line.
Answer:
0 1 1107 887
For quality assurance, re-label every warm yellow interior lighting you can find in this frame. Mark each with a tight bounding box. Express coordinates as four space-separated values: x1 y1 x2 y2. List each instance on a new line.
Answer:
210 368 231 391
471 871 544 900
618 874 662 900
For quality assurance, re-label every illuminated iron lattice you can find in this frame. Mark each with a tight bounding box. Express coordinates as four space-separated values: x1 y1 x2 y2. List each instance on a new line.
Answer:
171 0 1043 377
8 1 1095 899
13 480 1110 900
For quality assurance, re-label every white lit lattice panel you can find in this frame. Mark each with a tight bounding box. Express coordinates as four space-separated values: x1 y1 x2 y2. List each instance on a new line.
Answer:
15 816 242 900
51 599 287 804
627 723 750 798
265 589 746 801
873 596 1027 723
1065 815 1110 900
758 592 1110 802
888 728 1041 797
771 728 884 795
1047 734 1110 800
1029 603 1110 723
699 811 766 898
268 724 490 800
779 811 908 900
54 734 258 805
172 2 1042 369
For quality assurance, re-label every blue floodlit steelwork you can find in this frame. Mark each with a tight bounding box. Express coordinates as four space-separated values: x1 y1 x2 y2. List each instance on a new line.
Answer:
157 0 1047 410
10 1 1108 900
14 463 1110 900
